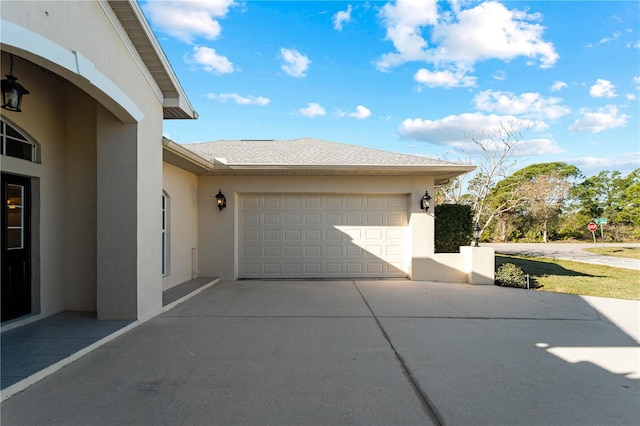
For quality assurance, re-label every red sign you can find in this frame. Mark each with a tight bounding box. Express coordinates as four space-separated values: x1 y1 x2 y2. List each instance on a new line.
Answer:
587 222 598 232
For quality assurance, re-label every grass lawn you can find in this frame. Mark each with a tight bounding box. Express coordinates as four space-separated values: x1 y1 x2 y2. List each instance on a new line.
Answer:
583 246 640 259
496 254 640 301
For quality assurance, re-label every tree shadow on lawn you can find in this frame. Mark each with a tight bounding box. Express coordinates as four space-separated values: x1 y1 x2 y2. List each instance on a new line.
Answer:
496 254 599 289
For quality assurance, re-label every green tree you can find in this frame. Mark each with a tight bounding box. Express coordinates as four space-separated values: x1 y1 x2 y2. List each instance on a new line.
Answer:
570 168 640 240
486 162 581 242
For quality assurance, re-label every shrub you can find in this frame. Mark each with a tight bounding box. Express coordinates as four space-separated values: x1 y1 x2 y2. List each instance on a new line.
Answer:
435 204 473 253
495 263 527 288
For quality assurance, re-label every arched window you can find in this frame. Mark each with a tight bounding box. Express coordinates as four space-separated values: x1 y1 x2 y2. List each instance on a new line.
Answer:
0 119 38 162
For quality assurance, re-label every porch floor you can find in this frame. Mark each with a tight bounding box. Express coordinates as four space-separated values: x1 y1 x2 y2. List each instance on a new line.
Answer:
1 277 216 390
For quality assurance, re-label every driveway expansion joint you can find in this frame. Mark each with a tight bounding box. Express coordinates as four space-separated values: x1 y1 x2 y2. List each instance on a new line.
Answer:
351 280 445 426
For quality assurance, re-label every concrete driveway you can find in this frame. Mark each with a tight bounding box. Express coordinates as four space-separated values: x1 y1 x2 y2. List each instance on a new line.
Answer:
2 280 639 425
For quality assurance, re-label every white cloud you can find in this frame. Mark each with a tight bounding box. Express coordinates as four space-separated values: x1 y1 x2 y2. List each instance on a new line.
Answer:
280 48 311 78
343 105 372 119
599 31 621 44
571 153 640 173
190 46 233 74
551 80 567 92
516 138 565 156
473 90 570 120
333 5 352 31
376 0 438 70
398 112 550 152
493 70 507 81
143 0 235 44
627 94 637 100
299 102 326 117
633 76 640 89
414 68 476 88
569 105 629 133
376 0 558 72
432 1 558 68
207 93 270 105
589 79 617 98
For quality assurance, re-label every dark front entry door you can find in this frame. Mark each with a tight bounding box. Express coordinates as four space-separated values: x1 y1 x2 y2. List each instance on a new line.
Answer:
1 173 31 322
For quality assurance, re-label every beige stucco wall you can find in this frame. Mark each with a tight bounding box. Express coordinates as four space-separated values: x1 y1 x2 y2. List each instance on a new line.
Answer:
196 175 434 281
162 162 199 290
2 1 167 321
1 53 103 318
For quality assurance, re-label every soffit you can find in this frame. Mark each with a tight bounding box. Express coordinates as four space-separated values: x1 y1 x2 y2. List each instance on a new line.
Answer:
107 1 197 120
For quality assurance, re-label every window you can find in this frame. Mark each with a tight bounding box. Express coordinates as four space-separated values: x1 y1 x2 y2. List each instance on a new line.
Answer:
162 192 168 276
6 183 24 249
0 119 37 162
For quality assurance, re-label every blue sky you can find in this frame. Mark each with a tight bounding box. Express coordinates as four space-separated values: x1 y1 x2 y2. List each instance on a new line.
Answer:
141 0 640 177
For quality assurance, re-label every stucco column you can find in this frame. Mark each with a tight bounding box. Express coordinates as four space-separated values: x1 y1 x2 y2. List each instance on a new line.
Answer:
460 246 495 285
96 107 138 319
409 185 434 280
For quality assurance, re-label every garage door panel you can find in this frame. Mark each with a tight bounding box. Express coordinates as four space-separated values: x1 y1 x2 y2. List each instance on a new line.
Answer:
262 196 280 208
387 213 405 225
264 213 280 224
305 245 322 256
346 213 363 225
305 213 322 224
242 213 261 225
305 229 322 240
325 245 342 256
325 213 342 224
238 194 408 278
242 195 261 208
263 246 280 256
326 196 343 208
264 230 280 240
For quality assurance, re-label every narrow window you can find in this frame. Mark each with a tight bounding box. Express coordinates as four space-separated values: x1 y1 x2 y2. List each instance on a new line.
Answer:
162 192 168 276
6 184 24 249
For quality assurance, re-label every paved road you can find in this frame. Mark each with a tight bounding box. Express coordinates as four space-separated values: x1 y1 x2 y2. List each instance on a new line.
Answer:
2 280 639 425
487 242 640 270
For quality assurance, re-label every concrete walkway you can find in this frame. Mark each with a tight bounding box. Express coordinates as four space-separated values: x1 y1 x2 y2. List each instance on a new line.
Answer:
487 242 640 270
1 277 217 394
2 280 638 425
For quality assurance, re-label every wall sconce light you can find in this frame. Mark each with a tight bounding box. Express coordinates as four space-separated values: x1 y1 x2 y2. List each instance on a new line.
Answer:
420 191 432 212
215 189 226 212
473 224 481 247
1 54 29 112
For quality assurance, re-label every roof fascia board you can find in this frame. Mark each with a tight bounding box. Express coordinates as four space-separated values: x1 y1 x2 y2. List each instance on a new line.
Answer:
163 138 213 172
213 164 476 173
105 0 197 120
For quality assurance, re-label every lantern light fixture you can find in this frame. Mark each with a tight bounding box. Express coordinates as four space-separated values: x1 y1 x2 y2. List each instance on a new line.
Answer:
420 191 432 212
1 54 29 112
215 189 226 212
473 224 481 247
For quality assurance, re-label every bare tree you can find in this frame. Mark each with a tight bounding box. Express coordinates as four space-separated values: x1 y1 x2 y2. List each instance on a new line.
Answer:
519 173 572 242
438 121 529 238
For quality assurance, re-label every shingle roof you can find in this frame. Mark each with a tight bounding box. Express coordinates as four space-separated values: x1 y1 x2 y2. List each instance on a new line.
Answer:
185 138 451 165
175 138 474 179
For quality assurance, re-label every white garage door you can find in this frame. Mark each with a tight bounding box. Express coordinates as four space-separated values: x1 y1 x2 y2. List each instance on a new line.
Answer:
238 194 409 278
